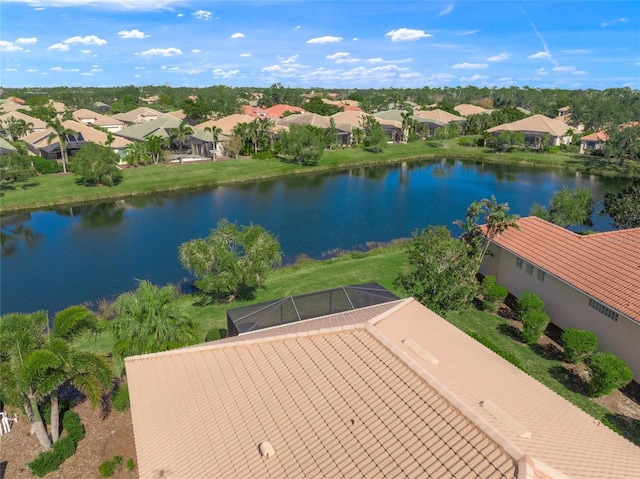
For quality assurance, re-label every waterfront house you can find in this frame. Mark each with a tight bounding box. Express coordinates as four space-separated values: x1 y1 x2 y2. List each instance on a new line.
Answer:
126 293 640 479
579 130 608 154
72 108 124 132
487 114 575 147
480 216 640 380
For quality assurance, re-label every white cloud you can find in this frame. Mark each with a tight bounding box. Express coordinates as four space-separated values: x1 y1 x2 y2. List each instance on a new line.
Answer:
50 66 63 71
326 52 351 61
563 49 590 55
118 29 148 39
240 52 251 57
294 25 301 30
440 5 454 16
177 13 184 17
307 36 343 44
64 35 107 45
139 47 182 56
487 52 510 62
352 37 358 41
280 54 298 64
230 32 245 39
16 37 37 44
367 57 384 64
80 49 91 53
552 66 576 72
193 10 212 21
5 68 18 72
572 70 587 75
262 64 285 72
192 49 201 53
385 28 431 42
49 43 70 51
461 74 489 82
452 62 488 69
27 68 39 72
601 18 628 27
461 30 479 36
212 68 240 78
528 51 550 59
0 41 23 52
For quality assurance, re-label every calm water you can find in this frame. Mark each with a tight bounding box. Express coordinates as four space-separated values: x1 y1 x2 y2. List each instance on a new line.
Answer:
0 159 624 315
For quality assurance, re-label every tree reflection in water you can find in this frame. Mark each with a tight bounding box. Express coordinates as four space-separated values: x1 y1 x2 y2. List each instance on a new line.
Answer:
1 213 41 257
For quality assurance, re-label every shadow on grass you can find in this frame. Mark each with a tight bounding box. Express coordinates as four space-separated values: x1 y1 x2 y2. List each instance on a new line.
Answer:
531 342 565 361
548 364 587 395
497 322 522 342
604 413 640 447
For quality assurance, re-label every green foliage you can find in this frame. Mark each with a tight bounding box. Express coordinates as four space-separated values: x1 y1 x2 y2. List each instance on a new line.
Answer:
604 124 640 166
111 281 198 368
530 187 594 228
482 275 508 312
205 328 225 341
521 309 550 345
127 458 135 471
179 98 212 122
28 411 84 477
361 115 386 153
72 142 122 186
407 132 420 143
515 292 545 319
586 352 633 397
0 153 37 184
32 155 63 174
179 219 282 301
394 226 480 315
252 150 276 160
98 455 123 477
468 332 523 370
602 177 640 228
279 124 327 165
111 383 130 412
561 328 598 363
303 96 342 116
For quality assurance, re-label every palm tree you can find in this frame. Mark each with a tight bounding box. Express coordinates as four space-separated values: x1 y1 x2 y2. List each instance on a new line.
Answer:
167 121 194 154
144 135 167 164
400 108 415 143
204 126 222 160
46 117 76 174
110 281 199 373
351 127 364 146
5 117 34 141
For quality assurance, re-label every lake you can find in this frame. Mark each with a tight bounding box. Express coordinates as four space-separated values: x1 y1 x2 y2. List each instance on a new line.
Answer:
0 159 624 315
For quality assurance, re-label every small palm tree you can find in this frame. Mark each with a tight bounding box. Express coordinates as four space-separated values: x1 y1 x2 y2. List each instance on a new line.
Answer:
5 117 34 141
168 121 194 154
204 126 222 160
144 135 167 164
46 117 76 174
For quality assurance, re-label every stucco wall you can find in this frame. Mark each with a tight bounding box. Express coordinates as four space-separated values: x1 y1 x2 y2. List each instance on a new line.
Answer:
481 246 640 381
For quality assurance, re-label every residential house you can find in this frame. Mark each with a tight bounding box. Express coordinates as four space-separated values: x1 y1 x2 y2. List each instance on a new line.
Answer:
264 104 306 118
481 216 640 380
0 111 47 139
72 108 124 132
487 114 575 147
140 95 159 105
322 98 362 112
274 112 351 145
197 114 257 136
555 106 583 132
0 137 17 155
112 107 164 126
165 109 187 121
0 99 29 113
6 96 25 105
414 108 466 136
579 130 608 154
126 292 640 479
242 105 269 118
454 103 490 117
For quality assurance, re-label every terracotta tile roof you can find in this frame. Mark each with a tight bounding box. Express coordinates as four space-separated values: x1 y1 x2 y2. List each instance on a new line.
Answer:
72 108 124 128
580 130 608 142
331 110 368 127
264 104 306 118
414 108 465 123
197 114 258 136
489 216 640 322
126 298 640 479
112 107 163 124
487 114 575 137
275 112 331 129
60 120 131 148
455 104 490 116
0 111 47 131
241 105 267 118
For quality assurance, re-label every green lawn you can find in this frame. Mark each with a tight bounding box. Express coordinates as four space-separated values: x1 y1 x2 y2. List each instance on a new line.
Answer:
3 139 636 214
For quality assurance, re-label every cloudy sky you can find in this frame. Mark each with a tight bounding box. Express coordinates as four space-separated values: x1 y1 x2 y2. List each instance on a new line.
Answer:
1 0 638 90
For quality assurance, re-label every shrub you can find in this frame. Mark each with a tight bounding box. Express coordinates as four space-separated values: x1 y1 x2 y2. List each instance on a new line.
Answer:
521 309 550 345
29 411 85 477
32 156 63 174
98 455 123 477
458 137 477 147
205 328 227 342
127 458 135 471
251 150 276 160
515 292 545 319
111 383 130 413
561 328 598 363
407 133 420 143
586 352 633 397
482 275 508 312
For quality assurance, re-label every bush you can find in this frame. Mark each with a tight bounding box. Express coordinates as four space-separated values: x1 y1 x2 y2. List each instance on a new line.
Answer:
98 455 123 477
521 309 550 345
407 133 420 143
127 458 135 471
586 352 633 397
29 411 85 477
561 328 598 363
482 275 508 312
32 156 63 174
515 292 545 319
111 383 130 413
458 137 477 147
251 150 276 160
205 328 227 342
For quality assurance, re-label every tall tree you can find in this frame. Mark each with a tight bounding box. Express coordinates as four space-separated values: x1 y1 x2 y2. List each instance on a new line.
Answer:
4 117 34 141
46 117 76 174
110 281 198 371
204 126 222 160
72 142 122 186
144 135 166 164
179 219 282 302
601 178 640 228
604 124 640 166
279 124 327 165
168 121 194 153
529 187 595 229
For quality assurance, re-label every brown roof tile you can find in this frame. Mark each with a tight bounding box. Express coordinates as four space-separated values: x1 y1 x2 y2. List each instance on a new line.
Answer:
489 216 640 322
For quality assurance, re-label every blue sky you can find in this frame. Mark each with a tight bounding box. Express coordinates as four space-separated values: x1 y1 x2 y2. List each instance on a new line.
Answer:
1 0 638 90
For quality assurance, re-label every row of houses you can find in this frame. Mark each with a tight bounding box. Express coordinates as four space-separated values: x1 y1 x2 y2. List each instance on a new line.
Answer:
125 216 640 478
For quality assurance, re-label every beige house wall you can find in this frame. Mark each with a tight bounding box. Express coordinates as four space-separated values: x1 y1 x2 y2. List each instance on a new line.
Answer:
482 246 640 381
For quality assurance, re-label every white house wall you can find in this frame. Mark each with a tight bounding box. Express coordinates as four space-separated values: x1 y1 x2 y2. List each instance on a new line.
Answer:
481 246 640 381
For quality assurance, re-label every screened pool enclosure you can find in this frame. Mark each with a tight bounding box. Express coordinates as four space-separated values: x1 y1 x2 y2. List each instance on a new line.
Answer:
226 283 399 336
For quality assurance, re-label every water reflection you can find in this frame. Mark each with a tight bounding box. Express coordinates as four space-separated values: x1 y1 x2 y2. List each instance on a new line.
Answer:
1 213 41 257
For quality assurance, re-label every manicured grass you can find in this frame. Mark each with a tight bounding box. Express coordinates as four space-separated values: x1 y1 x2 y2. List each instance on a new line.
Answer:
3 139 636 214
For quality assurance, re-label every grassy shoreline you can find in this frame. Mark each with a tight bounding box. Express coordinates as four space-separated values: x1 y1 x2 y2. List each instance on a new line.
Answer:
2 140 637 214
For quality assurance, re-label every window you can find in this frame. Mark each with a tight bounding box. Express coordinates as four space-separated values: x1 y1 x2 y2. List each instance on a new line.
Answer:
588 298 618 322
537 270 545 282
525 263 534 275
515 258 523 269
